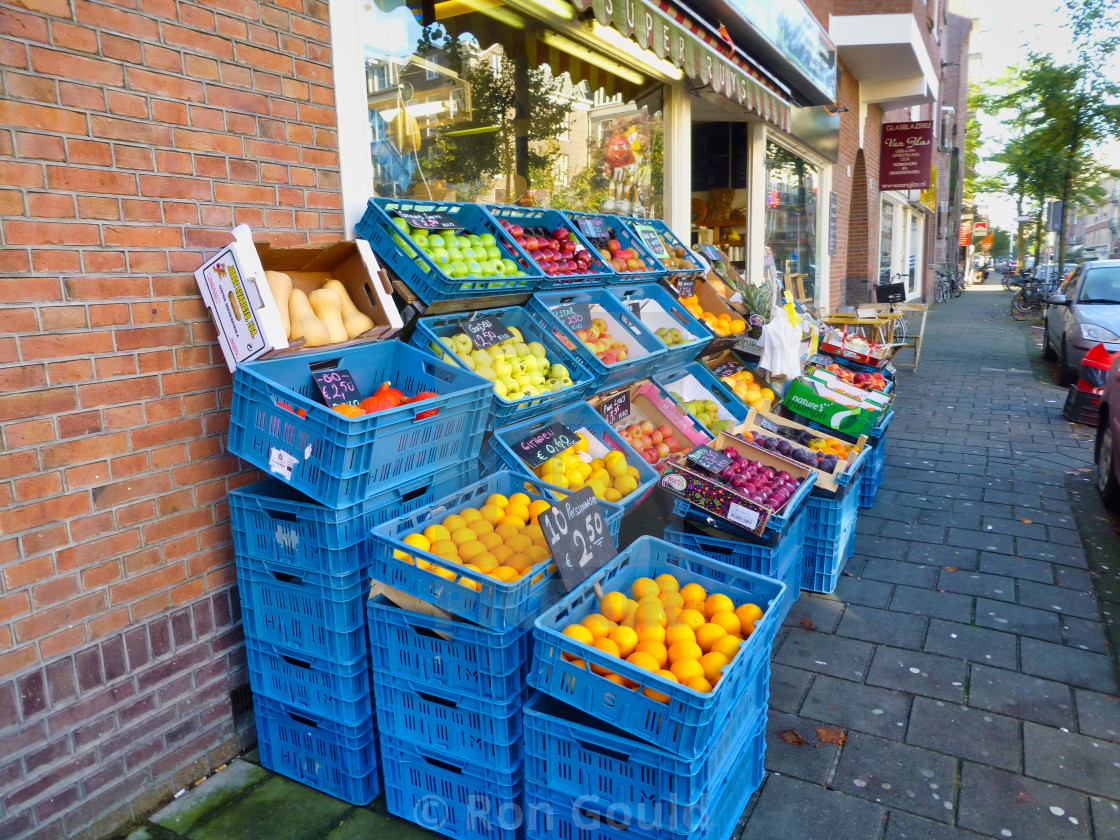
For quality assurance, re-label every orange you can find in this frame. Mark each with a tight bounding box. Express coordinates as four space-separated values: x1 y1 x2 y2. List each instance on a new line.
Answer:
441 514 467 533
704 593 735 620
667 640 703 664
710 634 742 662
423 524 452 544
470 550 497 570
669 657 704 683
508 491 531 507
735 603 764 636
430 539 458 559
600 591 629 623
635 600 666 629
403 533 431 553
625 651 661 673
603 672 627 687
498 514 526 528
608 626 639 658
505 504 531 524
760 388 775 402
450 527 477 546
590 637 621 674
521 523 546 544
494 524 521 541
563 624 594 645
505 535 532 554
480 504 504 524
685 676 713 694
699 651 729 683
490 566 517 582
709 610 742 638
632 577 660 600
525 545 550 564
659 591 684 612
677 609 706 632
695 623 727 653
478 531 503 550
644 669 678 703
634 640 668 668
582 613 615 640
459 574 480 591
468 519 494 537
459 508 482 524
485 493 509 508
665 624 696 648
682 600 706 614
635 624 666 645
654 573 679 594
528 499 552 520
490 544 514 563
680 582 707 603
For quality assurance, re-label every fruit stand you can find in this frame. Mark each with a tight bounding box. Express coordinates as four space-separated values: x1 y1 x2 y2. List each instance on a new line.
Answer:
202 196 899 838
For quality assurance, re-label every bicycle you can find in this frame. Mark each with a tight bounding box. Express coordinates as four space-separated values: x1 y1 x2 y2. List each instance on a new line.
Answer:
1010 276 1055 320
949 267 964 298
934 269 951 303
875 272 908 343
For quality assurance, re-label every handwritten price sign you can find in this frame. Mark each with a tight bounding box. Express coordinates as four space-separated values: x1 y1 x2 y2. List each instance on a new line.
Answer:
538 486 618 591
311 369 360 407
460 315 514 350
517 420 579 466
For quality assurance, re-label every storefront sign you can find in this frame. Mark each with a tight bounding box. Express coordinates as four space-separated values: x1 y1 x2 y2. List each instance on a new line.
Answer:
828 191 838 256
920 166 938 212
879 121 934 191
959 222 971 247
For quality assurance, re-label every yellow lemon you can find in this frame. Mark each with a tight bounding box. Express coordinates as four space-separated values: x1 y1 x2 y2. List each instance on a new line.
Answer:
498 514 526 528
608 625 639 658
604 488 623 502
403 533 431 553
472 551 499 571
612 474 638 495
525 545 550 564
431 565 457 581
695 623 727 654
505 552 533 573
459 574 480 591
603 449 624 466
607 458 629 478
699 651 729 684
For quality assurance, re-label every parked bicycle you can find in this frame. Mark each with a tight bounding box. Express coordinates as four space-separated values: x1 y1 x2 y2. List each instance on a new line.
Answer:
875 272 908 343
1010 275 1058 320
934 268 952 303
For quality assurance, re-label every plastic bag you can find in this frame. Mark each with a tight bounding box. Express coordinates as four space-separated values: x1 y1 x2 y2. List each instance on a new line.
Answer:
758 304 802 380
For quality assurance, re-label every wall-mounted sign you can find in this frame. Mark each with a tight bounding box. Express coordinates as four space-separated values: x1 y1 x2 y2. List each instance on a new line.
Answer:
959 222 972 247
828 191 838 256
879 121 934 191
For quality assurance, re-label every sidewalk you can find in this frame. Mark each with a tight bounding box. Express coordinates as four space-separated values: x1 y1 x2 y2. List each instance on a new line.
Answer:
120 280 1120 840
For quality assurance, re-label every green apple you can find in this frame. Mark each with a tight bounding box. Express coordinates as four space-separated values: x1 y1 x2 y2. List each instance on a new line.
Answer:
528 370 545 386
493 359 512 377
438 336 455 352
475 365 496 381
548 363 570 380
502 259 518 274
514 342 530 357
471 349 491 368
546 378 563 392
523 384 541 397
527 341 546 357
560 377 573 387
507 326 524 343
451 334 473 354
506 388 524 401
493 379 508 399
514 372 531 388
455 351 476 370
521 355 539 372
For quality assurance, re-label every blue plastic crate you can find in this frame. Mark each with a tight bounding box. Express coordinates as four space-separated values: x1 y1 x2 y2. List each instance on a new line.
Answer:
652 360 750 435
237 555 368 663
370 471 622 631
245 636 372 726
522 691 763 833
355 198 543 305
859 435 886 509
802 515 856 594
525 288 668 392
228 341 490 510
606 283 709 369
523 709 766 840
373 671 526 772
254 694 380 806
229 463 478 576
381 734 523 840
409 306 596 431
614 216 708 277
531 536 783 758
804 407 894 443
805 465 862 528
367 595 531 702
489 402 660 515
560 209 666 283
485 204 616 287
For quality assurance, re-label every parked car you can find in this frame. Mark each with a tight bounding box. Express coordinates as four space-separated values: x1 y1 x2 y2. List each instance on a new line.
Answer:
1095 350 1120 509
1044 260 1120 385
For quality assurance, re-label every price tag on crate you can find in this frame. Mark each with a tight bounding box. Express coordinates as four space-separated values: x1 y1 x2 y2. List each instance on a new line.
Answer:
311 369 360 407
551 301 592 332
539 487 618 592
688 444 732 474
597 390 631 425
395 209 462 230
711 360 744 378
726 501 762 531
633 223 668 258
460 314 514 349
675 276 695 297
576 216 609 241
516 420 579 466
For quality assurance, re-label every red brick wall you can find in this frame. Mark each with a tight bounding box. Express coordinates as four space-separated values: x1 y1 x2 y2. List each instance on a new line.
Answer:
0 2 342 838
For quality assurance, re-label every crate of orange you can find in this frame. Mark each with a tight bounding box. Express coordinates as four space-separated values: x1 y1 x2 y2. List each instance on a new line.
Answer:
673 276 746 349
370 471 623 631
701 349 776 413
530 535 785 758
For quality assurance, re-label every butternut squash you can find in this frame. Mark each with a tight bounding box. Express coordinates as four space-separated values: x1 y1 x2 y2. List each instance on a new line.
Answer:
324 279 375 339
288 288 331 347
308 287 349 344
265 270 293 338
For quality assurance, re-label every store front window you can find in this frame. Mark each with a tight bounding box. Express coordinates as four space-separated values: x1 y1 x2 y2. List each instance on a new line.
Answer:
361 1 664 216
764 142 818 303
879 198 895 284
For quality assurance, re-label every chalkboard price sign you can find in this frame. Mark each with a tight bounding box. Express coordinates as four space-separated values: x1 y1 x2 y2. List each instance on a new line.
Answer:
516 420 579 466
598 390 631 425
755 415 780 433
552 302 592 332
633 224 668 258
712 361 745 378
575 216 609 242
676 276 695 297
312 369 361 407
395 209 462 230
688 444 733 474
460 315 514 349
538 487 618 592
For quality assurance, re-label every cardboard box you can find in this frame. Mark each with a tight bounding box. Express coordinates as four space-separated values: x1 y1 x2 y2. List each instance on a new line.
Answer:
819 328 894 367
782 378 884 438
588 380 712 459
807 369 893 406
195 225 403 371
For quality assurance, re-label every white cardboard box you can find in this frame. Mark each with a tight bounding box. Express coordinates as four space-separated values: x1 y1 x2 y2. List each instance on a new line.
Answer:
195 225 403 371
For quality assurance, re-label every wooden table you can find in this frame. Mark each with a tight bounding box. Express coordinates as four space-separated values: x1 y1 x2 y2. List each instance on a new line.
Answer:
822 313 900 345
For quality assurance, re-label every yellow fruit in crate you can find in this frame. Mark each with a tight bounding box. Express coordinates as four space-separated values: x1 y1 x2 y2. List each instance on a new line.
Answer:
635 623 666 645
458 540 486 563
528 499 551 521
459 573 480 591
403 533 431 553
711 634 742 662
432 565 458 581
635 640 668 669
480 504 504 524
506 552 533 573
442 514 467 533
695 623 727 653
670 657 704 683
506 534 532 554
606 458 629 479
659 591 684 612
704 593 735 620
682 600 706 614
668 639 703 664
423 524 451 544
677 609 706 632
459 508 482 524
613 475 638 496
508 491 530 507
600 591 628 622
632 577 659 600
393 550 413 564
590 638 621 674
468 520 494 538
490 566 518 582
430 539 458 558
574 433 589 454
736 603 764 635
700 651 730 683
498 514 527 528
490 544 514 563
486 493 509 508
563 624 594 645
450 527 477 546
582 613 615 639
478 531 503 550
625 466 640 481
665 624 696 648
608 625 639 658
710 610 742 638
525 545 550 564
589 458 605 472
626 651 661 673
686 676 713 694
495 523 520 541
655 573 679 594
680 582 707 603
472 551 499 571
604 488 623 502
636 600 666 628
603 673 627 687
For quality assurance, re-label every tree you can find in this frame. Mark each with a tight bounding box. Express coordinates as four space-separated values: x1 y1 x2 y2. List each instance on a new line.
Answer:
1066 0 1120 64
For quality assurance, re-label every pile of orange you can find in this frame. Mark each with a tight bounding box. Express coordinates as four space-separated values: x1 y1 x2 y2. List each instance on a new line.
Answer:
394 492 556 589
719 368 775 409
560 573 764 699
678 296 746 336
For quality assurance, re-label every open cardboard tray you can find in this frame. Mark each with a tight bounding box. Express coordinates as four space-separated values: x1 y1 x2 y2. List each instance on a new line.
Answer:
806 368 893 408
658 431 815 537
732 407 870 495
701 348 779 410
668 275 741 351
587 379 712 468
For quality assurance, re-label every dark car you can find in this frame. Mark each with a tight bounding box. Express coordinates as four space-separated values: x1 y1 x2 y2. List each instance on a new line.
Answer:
1095 351 1120 509
1043 261 1120 385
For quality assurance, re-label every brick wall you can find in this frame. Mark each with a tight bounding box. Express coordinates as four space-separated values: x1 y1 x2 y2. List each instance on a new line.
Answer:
0 2 342 838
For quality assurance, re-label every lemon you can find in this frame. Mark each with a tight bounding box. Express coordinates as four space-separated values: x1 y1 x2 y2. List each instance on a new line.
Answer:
612 474 638 495
603 488 623 502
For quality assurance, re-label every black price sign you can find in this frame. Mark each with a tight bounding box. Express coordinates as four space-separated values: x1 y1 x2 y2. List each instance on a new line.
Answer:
633 224 668 258
598 390 631 425
460 315 513 349
688 444 732 474
312 369 360 407
576 216 609 241
712 361 744 378
395 209 462 230
539 487 618 592
552 301 592 332
676 276 695 297
516 420 579 466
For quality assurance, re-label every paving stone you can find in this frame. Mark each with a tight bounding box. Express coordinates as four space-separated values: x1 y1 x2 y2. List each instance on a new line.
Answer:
953 500 1014 519
957 762 1091 839
801 674 912 741
836 605 927 649
980 516 1049 541
906 697 1022 772
738 775 884 840
862 558 939 588
937 569 1015 601
928 483 984 501
890 585 973 623
1053 565 1093 592
773 630 876 682
1016 581 1100 620
866 647 966 703
906 542 979 570
922 619 1018 671
1090 796 1120 838
833 575 894 609
1048 526 1085 547
884 811 994 840
1060 616 1113 655
856 515 887 536
764 711 840 785
1013 507 1076 529
885 523 949 545
768 662 813 715
1018 637 1119 694
975 598 1063 643
783 594 845 634
853 534 912 561
978 552 1054 584
1024 722 1120 800
968 664 1075 729
1016 537 1088 569
323 804 433 839
188 775 354 840
832 731 959 822
1074 689 1120 741
153 759 269 834
843 556 869 578
946 528 1015 555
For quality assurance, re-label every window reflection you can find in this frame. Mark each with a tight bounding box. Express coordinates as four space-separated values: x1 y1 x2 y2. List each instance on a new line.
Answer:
765 142 818 302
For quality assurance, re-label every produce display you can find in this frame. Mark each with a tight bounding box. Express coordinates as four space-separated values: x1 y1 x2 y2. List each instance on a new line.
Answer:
678 295 747 336
719 368 775 410
672 396 731 435
739 431 845 474
533 434 643 502
821 362 888 391
438 325 575 401
330 381 439 419
393 491 555 588
496 219 605 278
265 271 375 348
654 326 690 346
618 419 690 466
649 230 696 271
390 218 529 282
697 445 806 511
571 317 636 365
559 573 765 696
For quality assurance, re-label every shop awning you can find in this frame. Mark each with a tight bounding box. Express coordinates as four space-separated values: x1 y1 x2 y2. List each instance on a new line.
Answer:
570 0 792 131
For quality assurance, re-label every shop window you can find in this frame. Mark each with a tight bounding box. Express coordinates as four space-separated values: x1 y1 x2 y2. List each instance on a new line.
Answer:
360 1 663 216
880 198 895 283
764 142 819 303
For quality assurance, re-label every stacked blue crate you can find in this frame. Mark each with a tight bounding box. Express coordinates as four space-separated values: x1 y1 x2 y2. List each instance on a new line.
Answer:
859 434 887 508
801 463 863 594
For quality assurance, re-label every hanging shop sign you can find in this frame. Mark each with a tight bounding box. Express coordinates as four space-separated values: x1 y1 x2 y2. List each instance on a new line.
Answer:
570 0 792 131
879 121 934 191
959 222 971 247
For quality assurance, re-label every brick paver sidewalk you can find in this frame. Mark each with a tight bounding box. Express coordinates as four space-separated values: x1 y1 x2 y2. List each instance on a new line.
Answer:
738 279 1120 839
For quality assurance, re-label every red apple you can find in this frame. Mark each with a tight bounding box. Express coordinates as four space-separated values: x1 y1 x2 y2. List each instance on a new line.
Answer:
665 437 681 452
